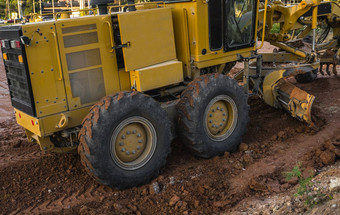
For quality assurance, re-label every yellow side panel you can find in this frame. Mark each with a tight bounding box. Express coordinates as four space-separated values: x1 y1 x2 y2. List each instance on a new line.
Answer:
130 60 183 92
118 8 177 71
22 23 67 117
56 15 120 110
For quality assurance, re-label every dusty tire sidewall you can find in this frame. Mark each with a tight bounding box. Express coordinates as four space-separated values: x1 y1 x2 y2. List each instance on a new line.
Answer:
84 93 171 188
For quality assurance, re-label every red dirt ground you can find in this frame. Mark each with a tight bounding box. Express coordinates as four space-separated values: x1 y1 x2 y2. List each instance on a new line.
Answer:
0 46 339 214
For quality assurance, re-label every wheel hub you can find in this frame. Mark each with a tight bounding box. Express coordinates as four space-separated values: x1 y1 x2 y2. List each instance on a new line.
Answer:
110 116 156 170
206 100 229 135
115 123 147 162
204 95 238 141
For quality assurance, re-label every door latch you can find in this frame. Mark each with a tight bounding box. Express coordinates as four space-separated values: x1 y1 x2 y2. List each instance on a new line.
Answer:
113 41 131 50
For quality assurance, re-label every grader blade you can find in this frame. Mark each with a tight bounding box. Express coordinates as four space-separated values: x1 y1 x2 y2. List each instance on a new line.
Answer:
274 79 315 126
263 70 315 127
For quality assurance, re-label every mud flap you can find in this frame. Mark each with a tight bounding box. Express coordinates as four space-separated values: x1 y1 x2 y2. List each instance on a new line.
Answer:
263 70 315 127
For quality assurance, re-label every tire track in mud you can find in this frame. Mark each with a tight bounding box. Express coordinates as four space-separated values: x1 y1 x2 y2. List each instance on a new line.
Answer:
0 150 45 170
18 185 103 214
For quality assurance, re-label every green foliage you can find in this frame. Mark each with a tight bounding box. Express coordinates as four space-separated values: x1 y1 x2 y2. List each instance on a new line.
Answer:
270 23 280 34
285 162 312 198
285 163 333 208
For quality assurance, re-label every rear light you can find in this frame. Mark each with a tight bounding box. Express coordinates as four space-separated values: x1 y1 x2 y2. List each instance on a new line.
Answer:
2 53 7 61
18 55 23 63
15 40 21 48
0 40 5 48
10 40 20 49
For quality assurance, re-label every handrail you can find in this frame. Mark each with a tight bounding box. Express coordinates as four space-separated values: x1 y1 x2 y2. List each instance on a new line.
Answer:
257 0 268 50
104 21 115 52
50 32 63 81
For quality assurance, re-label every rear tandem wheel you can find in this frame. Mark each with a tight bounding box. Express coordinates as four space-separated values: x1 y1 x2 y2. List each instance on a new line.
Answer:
78 91 172 189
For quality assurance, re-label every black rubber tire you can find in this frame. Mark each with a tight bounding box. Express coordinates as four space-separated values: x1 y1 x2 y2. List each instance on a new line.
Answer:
176 74 249 158
78 91 172 189
295 70 317 83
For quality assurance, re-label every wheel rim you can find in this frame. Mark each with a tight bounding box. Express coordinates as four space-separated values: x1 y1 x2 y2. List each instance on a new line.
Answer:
204 95 238 141
110 116 157 170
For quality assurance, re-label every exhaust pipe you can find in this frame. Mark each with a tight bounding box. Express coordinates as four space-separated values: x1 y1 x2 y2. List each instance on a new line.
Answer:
91 0 136 15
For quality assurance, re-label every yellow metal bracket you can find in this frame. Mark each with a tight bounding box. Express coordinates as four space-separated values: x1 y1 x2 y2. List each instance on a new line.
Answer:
56 114 69 129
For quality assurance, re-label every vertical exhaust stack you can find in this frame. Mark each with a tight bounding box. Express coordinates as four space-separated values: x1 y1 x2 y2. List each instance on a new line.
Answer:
91 0 136 15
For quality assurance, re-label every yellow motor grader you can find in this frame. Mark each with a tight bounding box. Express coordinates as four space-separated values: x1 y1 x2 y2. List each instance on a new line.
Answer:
0 0 338 188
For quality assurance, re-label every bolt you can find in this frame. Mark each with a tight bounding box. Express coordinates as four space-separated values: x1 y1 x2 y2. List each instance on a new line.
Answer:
212 125 215 128
51 68 54 71
41 70 44 73
216 125 219 128
35 121 38 125
223 113 226 116
221 108 224 111
126 131 131 135
223 118 226 122
220 123 223 126
119 142 124 146
132 150 136 154
121 148 126 152
126 151 130 155
121 135 126 139
209 114 212 117
217 107 220 110
137 133 141 137
31 72 34 75
45 99 48 102
209 120 212 123
212 109 215 112
137 146 141 150
132 130 136 134
138 140 143 143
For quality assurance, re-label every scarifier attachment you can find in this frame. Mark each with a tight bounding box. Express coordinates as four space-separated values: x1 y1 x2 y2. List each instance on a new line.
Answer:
263 70 315 127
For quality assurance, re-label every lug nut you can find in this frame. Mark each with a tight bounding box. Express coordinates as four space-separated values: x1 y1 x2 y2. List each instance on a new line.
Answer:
223 118 226 122
119 142 124 146
221 108 224 111
212 125 215 128
223 113 226 116
209 114 212 117
132 150 136 154
212 109 215 112
132 130 136 134
137 133 141 137
121 148 126 152
121 135 126 139
138 140 143 143
209 120 212 123
126 131 131 135
216 107 220 110
137 146 141 150
126 151 130 155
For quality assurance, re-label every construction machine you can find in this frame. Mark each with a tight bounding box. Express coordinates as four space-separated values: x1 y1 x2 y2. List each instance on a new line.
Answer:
0 0 338 188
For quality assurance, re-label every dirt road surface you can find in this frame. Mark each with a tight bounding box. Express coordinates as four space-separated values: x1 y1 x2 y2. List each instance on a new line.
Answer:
0 45 339 214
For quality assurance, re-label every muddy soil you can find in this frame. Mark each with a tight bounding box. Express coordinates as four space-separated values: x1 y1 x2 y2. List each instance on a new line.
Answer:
0 46 339 214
